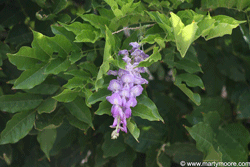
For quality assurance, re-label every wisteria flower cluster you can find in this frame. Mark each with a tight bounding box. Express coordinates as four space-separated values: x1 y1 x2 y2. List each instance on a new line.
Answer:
106 42 149 139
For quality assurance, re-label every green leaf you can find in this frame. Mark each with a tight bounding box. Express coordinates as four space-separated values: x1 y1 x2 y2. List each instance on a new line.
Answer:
45 58 71 75
205 15 245 40
63 77 85 89
121 1 140 16
185 122 220 160
67 114 89 131
216 123 250 162
24 77 60 95
95 144 109 167
237 89 250 119
51 24 82 49
175 59 202 73
196 14 216 39
51 0 67 14
87 88 111 105
60 21 100 43
69 51 85 64
203 146 222 162
5 23 32 47
163 143 203 163
163 47 175 68
104 0 123 17
13 64 48 90
146 146 159 167
53 89 79 103
83 88 93 107
64 97 93 127
50 123 76 155
203 111 221 132
116 147 137 167
170 12 198 57
58 14 71 24
37 98 57 114
174 83 201 105
157 152 171 167
177 10 204 26
78 62 98 77
201 0 250 12
95 100 112 116
0 42 10 66
186 97 231 125
35 109 65 130
127 119 140 142
174 46 202 73
75 30 100 43
7 47 42 70
0 5 25 28
185 112 250 162
22 146 50 167
102 132 126 157
133 94 164 122
32 0 47 8
95 26 114 90
37 129 57 160
138 47 162 67
0 110 36 144
0 93 43 113
146 11 173 40
78 14 109 32
217 54 245 82
64 69 91 78
32 31 78 59
60 22 94 35
175 73 204 89
141 34 163 45
125 126 164 153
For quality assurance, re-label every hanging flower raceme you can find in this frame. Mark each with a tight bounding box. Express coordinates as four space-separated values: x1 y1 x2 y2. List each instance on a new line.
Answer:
106 42 149 139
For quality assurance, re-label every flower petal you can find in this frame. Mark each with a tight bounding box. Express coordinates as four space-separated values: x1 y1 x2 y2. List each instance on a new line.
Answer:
126 97 137 108
129 42 140 50
121 74 134 83
108 79 122 92
107 93 122 105
131 85 143 97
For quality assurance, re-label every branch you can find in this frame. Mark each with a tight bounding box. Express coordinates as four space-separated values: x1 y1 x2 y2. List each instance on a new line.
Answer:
112 24 155 35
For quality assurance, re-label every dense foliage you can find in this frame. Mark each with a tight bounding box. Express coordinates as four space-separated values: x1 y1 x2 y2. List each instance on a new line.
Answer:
0 0 250 166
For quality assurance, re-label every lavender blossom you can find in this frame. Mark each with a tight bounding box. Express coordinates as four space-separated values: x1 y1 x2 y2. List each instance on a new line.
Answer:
106 42 149 139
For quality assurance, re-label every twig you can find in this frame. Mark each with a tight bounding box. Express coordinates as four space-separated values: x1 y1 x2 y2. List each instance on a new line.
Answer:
112 24 155 35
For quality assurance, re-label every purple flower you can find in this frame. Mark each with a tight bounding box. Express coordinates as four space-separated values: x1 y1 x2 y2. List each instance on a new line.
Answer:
119 89 130 98
108 79 121 92
131 85 143 97
122 55 131 63
131 49 143 57
126 97 137 108
129 42 140 50
121 74 134 83
134 76 148 85
125 108 132 118
118 50 129 56
106 42 149 139
106 93 122 106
